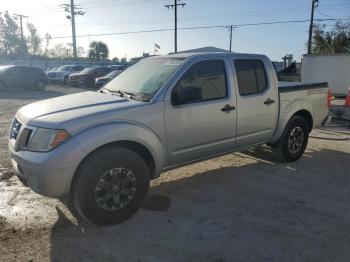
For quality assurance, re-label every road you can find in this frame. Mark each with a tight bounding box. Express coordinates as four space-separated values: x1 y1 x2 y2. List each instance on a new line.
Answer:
1 85 350 262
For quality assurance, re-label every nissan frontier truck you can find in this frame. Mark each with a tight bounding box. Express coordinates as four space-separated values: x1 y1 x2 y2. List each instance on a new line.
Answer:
9 52 330 225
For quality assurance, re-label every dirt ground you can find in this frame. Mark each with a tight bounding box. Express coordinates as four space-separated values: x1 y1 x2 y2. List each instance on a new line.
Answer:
1 85 350 262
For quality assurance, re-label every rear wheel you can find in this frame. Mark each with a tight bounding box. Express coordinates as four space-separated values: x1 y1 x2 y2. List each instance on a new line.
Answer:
34 79 46 90
71 147 150 225
271 116 309 162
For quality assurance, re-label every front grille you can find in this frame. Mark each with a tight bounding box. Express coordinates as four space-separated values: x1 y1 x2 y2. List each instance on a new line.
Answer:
10 118 33 151
10 118 22 140
17 128 33 148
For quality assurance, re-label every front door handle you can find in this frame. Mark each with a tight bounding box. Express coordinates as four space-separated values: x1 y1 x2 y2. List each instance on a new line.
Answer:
221 104 236 112
264 98 275 105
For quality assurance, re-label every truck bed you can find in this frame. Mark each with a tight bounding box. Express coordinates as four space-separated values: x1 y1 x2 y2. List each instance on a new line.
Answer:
274 81 329 139
278 82 328 92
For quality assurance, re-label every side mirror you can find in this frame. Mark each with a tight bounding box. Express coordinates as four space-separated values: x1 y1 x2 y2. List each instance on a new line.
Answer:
172 86 202 105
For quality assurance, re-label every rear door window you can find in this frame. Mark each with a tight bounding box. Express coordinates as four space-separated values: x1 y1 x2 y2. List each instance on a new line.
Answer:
234 59 268 95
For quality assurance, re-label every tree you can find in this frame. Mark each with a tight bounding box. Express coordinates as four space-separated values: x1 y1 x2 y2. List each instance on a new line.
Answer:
26 23 42 55
88 41 109 60
43 33 51 57
120 57 127 63
112 57 119 62
312 21 350 54
77 46 85 57
0 11 23 56
48 43 69 58
48 43 85 58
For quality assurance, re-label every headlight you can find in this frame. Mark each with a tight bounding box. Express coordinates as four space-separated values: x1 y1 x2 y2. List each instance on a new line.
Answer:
26 128 70 152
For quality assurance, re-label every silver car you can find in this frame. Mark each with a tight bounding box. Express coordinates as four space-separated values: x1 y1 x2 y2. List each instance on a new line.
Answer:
9 52 329 225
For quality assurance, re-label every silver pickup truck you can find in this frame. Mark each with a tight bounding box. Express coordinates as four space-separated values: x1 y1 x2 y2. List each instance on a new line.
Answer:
9 52 330 225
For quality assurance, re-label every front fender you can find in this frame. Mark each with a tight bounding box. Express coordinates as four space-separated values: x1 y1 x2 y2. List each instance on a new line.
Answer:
73 121 166 176
269 99 313 144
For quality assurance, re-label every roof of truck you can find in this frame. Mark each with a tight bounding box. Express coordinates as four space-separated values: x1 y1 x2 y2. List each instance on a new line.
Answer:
156 51 267 60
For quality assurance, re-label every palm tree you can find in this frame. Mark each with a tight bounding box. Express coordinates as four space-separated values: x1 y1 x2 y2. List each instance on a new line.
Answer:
88 41 109 60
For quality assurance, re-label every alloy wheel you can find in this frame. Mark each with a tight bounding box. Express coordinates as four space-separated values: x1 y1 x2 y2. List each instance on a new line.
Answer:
288 126 305 154
95 167 136 211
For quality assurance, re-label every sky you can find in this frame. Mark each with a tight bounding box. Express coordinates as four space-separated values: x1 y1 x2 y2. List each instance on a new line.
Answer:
1 0 350 61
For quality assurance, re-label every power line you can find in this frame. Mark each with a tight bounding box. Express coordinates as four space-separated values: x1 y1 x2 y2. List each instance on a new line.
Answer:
50 18 350 39
165 0 186 53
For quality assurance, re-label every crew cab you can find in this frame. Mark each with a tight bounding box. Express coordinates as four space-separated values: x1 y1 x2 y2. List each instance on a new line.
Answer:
9 52 330 225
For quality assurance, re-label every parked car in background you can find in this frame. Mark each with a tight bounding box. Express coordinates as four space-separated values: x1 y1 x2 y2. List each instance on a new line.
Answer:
0 65 47 91
69 66 114 87
95 70 122 88
45 66 60 74
47 65 85 84
108 65 127 71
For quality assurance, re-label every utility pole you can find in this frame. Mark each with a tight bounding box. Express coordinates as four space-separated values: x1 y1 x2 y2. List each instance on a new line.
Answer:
165 0 186 53
227 25 236 52
307 0 319 54
14 13 28 53
63 1 85 59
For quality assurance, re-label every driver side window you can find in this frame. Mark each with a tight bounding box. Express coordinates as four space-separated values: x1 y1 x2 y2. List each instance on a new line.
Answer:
172 60 227 105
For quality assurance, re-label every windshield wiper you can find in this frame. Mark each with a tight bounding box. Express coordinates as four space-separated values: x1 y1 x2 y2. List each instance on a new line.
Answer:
101 89 144 101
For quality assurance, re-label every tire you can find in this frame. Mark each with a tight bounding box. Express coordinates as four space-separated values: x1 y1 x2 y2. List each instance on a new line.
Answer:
71 147 150 225
64 76 69 85
271 116 309 162
34 79 46 90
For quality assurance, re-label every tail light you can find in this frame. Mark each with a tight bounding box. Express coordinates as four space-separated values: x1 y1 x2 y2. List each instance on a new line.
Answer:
327 88 333 108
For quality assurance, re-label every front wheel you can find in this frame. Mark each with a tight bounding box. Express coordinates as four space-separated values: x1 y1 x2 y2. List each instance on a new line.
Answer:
71 147 150 225
271 116 309 162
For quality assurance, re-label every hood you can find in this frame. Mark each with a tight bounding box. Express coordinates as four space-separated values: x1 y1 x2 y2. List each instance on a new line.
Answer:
49 71 67 74
16 91 141 131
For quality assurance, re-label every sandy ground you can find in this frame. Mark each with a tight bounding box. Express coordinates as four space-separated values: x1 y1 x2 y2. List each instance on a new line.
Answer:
0 85 350 262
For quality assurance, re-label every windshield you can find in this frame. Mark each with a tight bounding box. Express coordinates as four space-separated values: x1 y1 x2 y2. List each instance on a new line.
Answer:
81 67 97 74
57 65 71 72
103 57 184 98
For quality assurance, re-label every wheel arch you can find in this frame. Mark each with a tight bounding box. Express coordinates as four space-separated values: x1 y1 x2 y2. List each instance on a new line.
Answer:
70 140 157 194
293 109 313 132
269 106 314 145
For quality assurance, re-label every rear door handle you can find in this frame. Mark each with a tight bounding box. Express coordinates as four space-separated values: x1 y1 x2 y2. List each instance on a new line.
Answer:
221 104 236 112
264 98 275 105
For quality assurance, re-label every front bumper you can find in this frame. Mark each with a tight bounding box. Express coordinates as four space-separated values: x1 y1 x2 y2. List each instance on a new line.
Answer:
69 78 93 86
9 136 86 198
48 75 65 82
